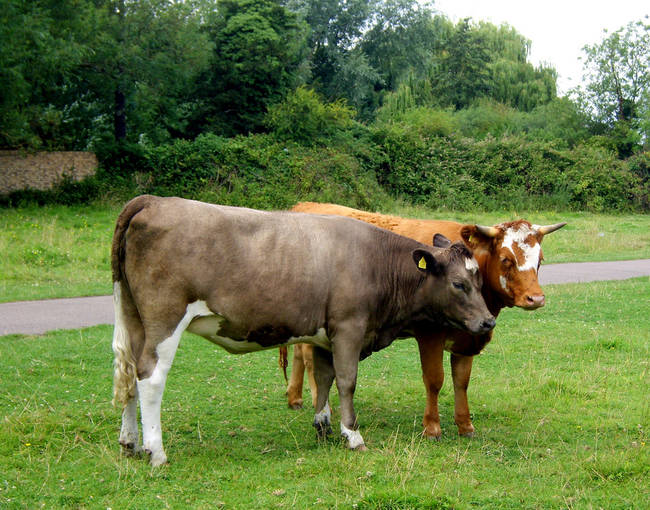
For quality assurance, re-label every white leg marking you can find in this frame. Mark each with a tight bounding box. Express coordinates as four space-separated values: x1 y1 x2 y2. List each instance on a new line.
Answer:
340 422 365 449
314 401 332 426
138 301 211 466
119 393 142 454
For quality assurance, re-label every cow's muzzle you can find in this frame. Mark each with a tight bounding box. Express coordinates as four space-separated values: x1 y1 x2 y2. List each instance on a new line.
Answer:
468 316 496 335
522 294 545 309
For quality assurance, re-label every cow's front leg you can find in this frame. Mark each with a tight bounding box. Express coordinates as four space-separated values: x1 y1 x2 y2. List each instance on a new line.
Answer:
312 346 335 438
416 333 444 439
119 391 143 456
450 353 475 437
331 334 366 450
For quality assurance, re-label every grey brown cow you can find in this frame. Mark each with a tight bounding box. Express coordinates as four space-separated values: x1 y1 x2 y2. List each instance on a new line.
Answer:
111 195 495 465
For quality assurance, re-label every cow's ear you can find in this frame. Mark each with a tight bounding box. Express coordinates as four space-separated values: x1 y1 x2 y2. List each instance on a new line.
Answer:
413 249 442 275
461 225 492 250
433 233 451 248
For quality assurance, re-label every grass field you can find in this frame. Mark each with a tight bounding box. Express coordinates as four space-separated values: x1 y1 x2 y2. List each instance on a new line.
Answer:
1 278 648 509
1 202 649 302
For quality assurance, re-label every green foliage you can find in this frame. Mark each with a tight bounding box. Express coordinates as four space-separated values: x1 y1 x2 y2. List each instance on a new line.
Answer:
197 0 306 136
372 119 645 212
574 20 650 157
0 0 94 149
118 132 387 211
264 87 356 145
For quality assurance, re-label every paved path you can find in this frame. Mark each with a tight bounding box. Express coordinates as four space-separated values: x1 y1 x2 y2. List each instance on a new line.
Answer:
1 260 649 336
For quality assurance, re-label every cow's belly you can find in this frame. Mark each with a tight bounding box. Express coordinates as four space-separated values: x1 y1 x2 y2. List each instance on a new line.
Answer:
186 305 331 355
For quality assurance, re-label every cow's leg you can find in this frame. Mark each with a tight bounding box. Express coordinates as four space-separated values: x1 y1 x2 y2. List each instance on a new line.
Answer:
312 346 334 438
119 392 142 456
287 344 306 409
331 333 366 450
137 302 201 466
115 282 145 456
302 344 318 408
416 333 445 440
450 353 475 437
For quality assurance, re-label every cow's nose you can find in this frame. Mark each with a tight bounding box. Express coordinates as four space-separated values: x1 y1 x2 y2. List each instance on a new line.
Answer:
526 295 545 308
481 317 496 332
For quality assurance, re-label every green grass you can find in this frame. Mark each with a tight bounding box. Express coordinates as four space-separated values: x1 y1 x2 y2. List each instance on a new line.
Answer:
0 204 120 302
1 202 649 302
1 278 648 509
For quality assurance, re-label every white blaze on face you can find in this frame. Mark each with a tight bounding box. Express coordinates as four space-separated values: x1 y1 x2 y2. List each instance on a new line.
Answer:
501 225 541 273
465 257 479 273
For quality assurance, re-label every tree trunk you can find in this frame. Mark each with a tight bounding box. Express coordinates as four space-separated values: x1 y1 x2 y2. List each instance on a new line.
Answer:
114 86 126 141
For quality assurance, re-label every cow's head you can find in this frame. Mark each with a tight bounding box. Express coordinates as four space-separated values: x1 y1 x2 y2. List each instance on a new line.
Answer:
460 220 566 310
412 234 495 336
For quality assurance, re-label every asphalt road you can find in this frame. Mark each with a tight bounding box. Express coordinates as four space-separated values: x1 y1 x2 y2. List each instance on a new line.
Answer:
1 259 649 336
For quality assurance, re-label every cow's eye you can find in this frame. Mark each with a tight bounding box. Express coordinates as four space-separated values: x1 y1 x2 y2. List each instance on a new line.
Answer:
453 282 466 292
501 258 513 269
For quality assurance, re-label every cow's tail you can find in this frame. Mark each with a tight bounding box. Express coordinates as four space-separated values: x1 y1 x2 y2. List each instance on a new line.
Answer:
111 196 150 408
279 346 289 383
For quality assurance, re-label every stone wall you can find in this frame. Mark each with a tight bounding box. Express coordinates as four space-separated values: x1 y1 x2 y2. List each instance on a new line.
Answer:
0 151 98 194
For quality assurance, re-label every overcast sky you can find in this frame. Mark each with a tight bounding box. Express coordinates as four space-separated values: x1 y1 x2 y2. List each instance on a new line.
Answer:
432 0 649 94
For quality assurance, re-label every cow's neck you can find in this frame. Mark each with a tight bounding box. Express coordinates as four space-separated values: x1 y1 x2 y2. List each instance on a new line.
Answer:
474 251 507 317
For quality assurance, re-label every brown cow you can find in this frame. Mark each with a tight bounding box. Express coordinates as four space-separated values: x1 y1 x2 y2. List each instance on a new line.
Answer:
111 195 495 464
284 202 566 438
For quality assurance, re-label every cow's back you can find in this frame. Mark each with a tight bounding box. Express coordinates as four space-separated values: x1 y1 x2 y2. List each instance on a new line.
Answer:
291 202 464 245
118 196 417 337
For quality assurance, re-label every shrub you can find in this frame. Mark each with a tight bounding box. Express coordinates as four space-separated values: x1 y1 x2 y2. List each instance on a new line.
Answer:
264 87 357 145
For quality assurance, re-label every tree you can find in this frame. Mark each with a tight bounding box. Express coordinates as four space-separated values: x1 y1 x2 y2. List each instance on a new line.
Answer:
478 22 556 111
0 0 94 149
576 20 650 156
195 0 306 137
81 0 213 144
0 0 213 149
287 0 381 114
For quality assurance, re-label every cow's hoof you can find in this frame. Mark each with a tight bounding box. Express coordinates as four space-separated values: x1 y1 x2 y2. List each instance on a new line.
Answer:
146 449 168 467
120 441 144 457
352 443 368 451
315 424 333 439
425 434 442 442
459 431 475 439
288 401 303 410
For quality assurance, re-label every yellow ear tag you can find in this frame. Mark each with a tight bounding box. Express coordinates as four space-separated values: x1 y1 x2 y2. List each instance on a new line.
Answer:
468 235 475 243
418 257 427 269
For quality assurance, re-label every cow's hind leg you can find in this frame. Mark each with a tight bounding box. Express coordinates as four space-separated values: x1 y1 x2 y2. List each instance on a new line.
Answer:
114 282 145 456
287 344 307 409
119 393 142 456
137 302 204 466
312 346 335 439
303 344 318 408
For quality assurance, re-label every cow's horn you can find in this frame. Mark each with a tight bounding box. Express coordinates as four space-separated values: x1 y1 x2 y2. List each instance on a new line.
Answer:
475 225 499 238
537 222 567 235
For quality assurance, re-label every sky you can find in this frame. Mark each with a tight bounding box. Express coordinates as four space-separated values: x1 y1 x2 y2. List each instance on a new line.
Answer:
432 0 649 94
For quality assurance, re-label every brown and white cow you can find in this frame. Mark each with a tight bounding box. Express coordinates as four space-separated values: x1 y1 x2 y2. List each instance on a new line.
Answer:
111 195 495 465
284 202 566 438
